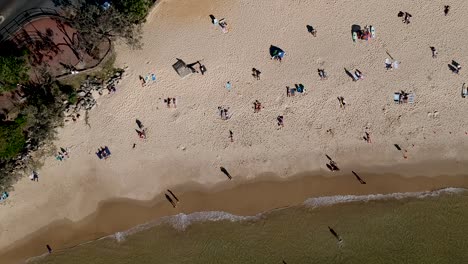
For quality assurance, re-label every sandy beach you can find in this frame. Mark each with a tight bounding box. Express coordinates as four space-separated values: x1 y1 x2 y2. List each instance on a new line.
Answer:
1 0 468 262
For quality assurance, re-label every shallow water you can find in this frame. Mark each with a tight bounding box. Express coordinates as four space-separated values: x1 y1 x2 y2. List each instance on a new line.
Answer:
32 190 468 264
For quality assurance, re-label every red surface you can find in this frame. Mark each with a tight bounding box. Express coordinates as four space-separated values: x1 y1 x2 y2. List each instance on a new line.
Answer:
14 17 104 77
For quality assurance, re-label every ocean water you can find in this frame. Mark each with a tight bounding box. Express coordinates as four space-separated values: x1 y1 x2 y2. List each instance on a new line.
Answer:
32 189 468 264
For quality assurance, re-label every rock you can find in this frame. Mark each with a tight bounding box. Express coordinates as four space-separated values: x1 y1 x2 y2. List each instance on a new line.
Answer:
77 91 87 97
91 90 101 99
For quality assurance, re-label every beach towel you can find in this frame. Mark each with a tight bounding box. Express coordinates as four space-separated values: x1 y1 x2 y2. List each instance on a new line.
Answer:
104 146 111 156
408 93 415 104
462 83 467 98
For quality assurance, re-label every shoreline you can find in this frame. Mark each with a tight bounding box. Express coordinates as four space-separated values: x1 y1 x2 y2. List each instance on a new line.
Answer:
2 0 468 263
1 159 468 263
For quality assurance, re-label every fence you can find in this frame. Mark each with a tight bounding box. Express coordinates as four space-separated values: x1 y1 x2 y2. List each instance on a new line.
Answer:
0 8 61 43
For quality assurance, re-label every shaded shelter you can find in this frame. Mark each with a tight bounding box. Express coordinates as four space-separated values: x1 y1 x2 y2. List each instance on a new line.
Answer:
172 59 193 78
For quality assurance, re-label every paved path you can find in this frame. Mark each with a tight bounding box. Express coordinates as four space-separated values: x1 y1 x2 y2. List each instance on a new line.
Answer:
0 0 56 27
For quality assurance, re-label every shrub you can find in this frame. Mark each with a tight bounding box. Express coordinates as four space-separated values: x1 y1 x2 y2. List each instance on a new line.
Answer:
0 116 27 160
0 54 29 92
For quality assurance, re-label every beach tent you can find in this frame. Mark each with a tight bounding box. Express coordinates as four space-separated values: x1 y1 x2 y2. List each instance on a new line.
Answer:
269 45 285 59
172 59 192 78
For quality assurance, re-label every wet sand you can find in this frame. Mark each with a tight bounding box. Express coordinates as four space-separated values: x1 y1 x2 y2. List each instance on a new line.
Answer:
1 159 467 263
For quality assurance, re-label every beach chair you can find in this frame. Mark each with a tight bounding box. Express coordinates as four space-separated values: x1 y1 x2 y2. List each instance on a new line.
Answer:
462 83 467 98
393 93 401 103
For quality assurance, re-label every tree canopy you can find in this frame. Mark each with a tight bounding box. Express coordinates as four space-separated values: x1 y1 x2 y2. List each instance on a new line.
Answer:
113 0 153 23
0 116 27 160
0 55 29 92
54 0 145 54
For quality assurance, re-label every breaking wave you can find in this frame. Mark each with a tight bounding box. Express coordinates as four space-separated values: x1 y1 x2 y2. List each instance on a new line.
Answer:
111 187 466 242
304 187 467 208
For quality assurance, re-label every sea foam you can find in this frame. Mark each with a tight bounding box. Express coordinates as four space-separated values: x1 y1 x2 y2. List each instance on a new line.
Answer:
112 187 466 242
112 211 260 242
303 187 467 208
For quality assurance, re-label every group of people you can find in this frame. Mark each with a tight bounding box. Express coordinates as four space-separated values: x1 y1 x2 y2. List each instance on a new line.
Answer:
0 191 9 202
164 189 179 208
353 25 376 41
394 90 413 104
318 69 328 80
211 15 229 33
107 85 117 94
337 96 347 108
55 147 69 161
449 60 462 74
306 25 317 37
347 68 364 81
286 84 305 97
96 146 111 160
398 11 412 24
187 61 207 75
164 97 177 108
139 73 157 87
363 131 372 143
385 58 400 70
252 68 261 80
276 115 284 128
29 171 39 182
135 119 147 139
253 100 263 113
325 155 340 172
218 106 231 120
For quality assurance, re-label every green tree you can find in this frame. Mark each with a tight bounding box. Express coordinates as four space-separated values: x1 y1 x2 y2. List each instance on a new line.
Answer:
0 55 29 92
55 0 143 54
114 0 152 23
0 116 27 160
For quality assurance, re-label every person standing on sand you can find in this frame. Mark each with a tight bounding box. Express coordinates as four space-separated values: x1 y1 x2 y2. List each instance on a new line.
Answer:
229 130 234 142
139 75 146 87
444 5 450 16
46 244 52 254
167 189 179 203
430 47 437 58
328 226 342 242
220 166 232 180
165 194 176 208
277 116 284 128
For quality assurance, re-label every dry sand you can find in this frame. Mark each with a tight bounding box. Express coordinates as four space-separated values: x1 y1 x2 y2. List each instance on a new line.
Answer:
1 0 468 262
